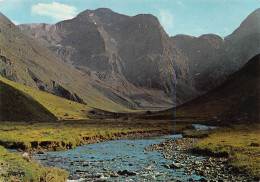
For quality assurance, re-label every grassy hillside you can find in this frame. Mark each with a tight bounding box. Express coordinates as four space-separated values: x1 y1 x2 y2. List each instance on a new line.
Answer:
0 79 57 122
0 76 93 120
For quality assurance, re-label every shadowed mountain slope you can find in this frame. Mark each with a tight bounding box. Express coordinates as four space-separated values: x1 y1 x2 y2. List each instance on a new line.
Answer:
0 79 57 122
145 54 260 124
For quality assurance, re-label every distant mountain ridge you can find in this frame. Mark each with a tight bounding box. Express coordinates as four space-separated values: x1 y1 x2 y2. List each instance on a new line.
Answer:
18 8 260 110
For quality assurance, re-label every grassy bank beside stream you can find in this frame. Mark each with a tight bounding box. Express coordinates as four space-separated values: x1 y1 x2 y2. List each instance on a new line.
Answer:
0 120 186 151
0 146 67 182
192 124 260 180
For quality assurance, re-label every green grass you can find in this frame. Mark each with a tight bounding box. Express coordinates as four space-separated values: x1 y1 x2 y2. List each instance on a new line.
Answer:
0 76 93 120
0 146 67 182
182 129 213 138
0 120 185 151
193 124 260 180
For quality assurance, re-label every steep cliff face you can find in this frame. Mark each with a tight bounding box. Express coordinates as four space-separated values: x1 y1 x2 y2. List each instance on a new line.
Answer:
19 8 197 109
171 34 225 92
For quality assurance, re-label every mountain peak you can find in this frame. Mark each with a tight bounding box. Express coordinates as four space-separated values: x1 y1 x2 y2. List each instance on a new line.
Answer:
131 13 160 24
199 34 223 40
225 8 260 42
77 8 124 18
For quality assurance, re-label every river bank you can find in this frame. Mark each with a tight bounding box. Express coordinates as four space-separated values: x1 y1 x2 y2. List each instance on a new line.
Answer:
2 123 259 181
0 120 186 152
147 138 255 181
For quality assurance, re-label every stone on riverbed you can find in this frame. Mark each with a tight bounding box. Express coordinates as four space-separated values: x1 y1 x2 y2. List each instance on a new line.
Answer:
194 160 201 165
163 164 171 169
117 170 137 176
37 151 45 154
170 162 183 169
22 153 30 162
110 172 119 177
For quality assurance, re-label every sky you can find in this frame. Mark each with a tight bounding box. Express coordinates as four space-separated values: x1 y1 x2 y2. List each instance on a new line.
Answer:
0 0 259 38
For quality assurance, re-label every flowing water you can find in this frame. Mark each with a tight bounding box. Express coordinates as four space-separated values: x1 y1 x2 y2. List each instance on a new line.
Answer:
192 124 217 131
31 134 208 181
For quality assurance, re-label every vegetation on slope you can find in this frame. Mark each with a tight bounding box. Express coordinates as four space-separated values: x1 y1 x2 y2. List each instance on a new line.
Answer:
0 76 93 120
141 55 260 180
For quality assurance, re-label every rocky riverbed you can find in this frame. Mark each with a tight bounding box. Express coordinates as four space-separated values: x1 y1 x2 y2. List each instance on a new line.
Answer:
146 138 255 181
28 135 209 181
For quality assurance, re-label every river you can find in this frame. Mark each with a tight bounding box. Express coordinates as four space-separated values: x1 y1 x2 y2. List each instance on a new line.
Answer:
32 134 208 181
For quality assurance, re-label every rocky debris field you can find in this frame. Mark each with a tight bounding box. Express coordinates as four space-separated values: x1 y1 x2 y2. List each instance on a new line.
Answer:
146 138 255 181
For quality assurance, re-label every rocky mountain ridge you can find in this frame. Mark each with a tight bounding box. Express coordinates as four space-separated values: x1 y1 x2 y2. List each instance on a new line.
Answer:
2 8 259 111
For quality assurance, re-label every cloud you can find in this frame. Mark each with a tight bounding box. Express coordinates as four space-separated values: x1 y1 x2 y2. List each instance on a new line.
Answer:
31 2 77 22
159 9 174 33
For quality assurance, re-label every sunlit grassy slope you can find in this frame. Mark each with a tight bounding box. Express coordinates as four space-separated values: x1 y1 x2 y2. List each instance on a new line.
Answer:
0 76 93 120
